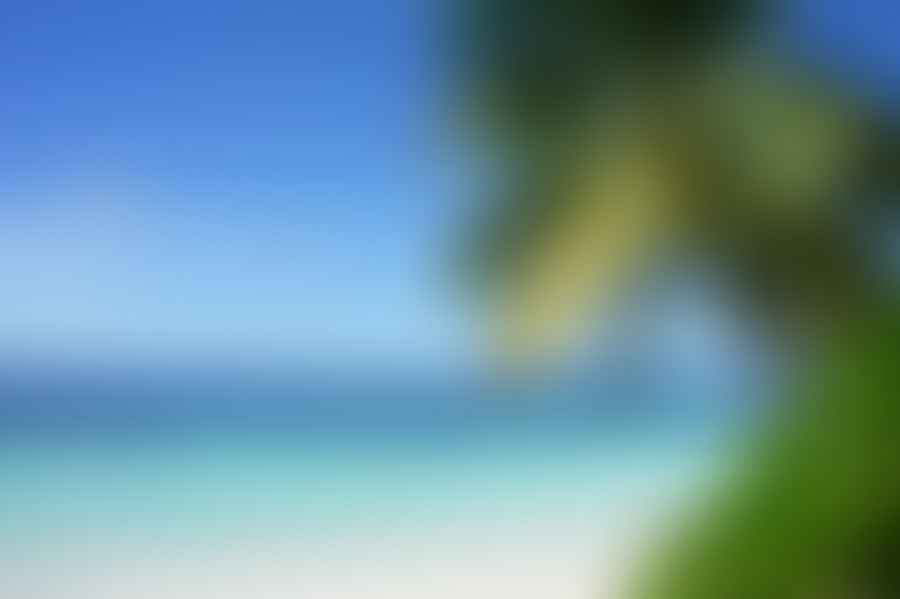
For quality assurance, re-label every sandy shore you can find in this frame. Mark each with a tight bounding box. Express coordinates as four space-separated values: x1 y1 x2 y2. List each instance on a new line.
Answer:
4 505 670 599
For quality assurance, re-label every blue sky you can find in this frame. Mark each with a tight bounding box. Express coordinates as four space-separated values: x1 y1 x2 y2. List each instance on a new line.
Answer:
0 0 897 370
1 0 475 367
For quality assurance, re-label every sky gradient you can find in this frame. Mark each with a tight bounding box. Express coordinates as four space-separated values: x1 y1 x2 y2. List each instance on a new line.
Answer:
1 0 897 370
2 0 473 368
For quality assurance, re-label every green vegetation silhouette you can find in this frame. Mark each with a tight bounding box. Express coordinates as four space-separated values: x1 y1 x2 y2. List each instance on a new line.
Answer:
457 1 900 596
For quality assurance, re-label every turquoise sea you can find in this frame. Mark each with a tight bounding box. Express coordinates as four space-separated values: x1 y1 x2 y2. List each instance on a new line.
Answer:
0 367 735 597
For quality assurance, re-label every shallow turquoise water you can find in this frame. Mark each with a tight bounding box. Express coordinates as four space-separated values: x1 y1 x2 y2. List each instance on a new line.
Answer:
0 423 718 557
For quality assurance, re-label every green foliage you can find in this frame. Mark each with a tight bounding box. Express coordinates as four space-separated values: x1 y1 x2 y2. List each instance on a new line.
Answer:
456 4 900 591
465 0 761 137
632 304 900 598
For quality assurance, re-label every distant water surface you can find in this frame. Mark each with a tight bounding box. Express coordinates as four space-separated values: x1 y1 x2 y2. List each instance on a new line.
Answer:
0 369 735 598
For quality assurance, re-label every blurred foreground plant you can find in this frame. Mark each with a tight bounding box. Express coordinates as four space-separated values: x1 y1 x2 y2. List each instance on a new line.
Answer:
457 1 900 596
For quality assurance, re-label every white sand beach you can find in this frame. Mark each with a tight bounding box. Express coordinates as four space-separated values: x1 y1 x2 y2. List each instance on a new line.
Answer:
3 495 678 599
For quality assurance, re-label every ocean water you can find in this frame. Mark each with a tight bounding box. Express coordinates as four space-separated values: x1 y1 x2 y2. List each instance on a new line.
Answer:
0 368 730 597
0 429 719 550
